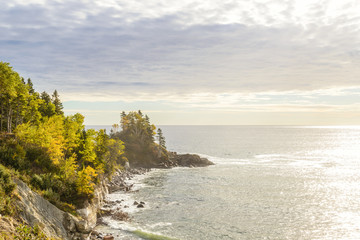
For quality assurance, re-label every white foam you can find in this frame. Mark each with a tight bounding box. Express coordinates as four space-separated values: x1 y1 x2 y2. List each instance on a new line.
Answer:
147 222 173 229
194 152 251 165
104 171 154 215
103 219 174 239
103 217 137 232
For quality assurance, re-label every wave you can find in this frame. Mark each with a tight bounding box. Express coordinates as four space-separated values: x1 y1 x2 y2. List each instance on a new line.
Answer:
178 152 255 165
132 229 179 240
185 152 336 168
102 220 178 240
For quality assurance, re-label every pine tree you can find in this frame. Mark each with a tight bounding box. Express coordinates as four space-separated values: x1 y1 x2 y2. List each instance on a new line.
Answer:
120 111 127 131
39 91 56 117
40 91 51 103
52 90 64 115
27 78 35 94
157 128 166 149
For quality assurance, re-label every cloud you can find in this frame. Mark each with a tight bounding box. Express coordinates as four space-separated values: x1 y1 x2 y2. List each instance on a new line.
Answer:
1 0 360 103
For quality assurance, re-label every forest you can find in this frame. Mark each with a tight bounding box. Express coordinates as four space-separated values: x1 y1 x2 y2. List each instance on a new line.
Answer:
0 62 168 217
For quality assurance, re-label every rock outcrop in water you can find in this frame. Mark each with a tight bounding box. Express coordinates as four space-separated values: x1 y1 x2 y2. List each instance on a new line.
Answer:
174 153 215 167
158 152 214 168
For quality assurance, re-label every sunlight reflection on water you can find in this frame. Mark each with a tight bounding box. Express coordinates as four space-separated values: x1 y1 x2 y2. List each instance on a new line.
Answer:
105 126 360 239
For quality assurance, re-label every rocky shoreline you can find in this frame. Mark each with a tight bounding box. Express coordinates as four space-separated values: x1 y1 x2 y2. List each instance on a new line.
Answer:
90 153 214 240
13 153 213 240
89 168 148 240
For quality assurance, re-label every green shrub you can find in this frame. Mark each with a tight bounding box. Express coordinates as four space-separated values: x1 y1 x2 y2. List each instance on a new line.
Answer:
0 193 14 215
0 164 16 215
24 145 54 172
0 138 27 170
0 164 16 195
30 174 44 190
15 224 50 240
42 188 60 206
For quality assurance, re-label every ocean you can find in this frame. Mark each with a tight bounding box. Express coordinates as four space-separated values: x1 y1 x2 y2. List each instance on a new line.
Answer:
93 125 360 239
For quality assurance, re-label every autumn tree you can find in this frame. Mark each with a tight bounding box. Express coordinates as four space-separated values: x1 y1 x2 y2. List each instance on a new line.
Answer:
78 129 97 167
0 62 130 208
76 166 98 198
103 138 125 175
15 115 65 165
63 113 84 155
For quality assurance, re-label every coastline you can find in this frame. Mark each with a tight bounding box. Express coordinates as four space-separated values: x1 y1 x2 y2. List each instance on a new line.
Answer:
91 168 150 240
90 153 214 240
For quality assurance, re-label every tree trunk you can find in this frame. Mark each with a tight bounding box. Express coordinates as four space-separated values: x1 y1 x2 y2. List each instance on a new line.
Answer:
15 103 20 128
7 103 12 133
0 102 3 132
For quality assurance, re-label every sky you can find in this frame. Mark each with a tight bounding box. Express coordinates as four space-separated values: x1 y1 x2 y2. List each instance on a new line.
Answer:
1 0 360 125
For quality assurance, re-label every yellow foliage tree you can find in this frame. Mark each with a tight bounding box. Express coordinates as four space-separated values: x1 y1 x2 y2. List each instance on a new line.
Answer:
15 115 65 165
104 138 125 175
76 166 98 197
60 153 78 182
64 113 84 153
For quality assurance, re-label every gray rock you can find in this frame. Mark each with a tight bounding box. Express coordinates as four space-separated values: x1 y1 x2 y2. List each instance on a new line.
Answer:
76 220 92 233
15 179 72 239
14 176 110 240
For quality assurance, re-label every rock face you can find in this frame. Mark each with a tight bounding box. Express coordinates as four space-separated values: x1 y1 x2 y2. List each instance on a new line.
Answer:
15 178 109 240
76 179 108 234
15 179 78 239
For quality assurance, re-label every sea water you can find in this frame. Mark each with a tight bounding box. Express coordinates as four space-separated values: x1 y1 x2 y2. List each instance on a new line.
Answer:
95 126 360 239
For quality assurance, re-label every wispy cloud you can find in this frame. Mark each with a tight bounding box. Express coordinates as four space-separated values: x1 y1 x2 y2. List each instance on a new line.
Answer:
2 0 360 124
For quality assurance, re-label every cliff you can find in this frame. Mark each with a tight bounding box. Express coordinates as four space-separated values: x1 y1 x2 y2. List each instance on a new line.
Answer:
15 178 108 240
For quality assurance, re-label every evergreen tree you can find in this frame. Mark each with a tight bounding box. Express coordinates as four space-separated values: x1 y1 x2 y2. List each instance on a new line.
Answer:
40 91 51 103
52 90 64 115
0 62 28 133
120 111 127 131
27 78 35 94
39 91 56 117
157 128 166 149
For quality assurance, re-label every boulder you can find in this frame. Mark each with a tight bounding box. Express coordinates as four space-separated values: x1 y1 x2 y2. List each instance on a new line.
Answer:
75 220 92 233
103 235 114 240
